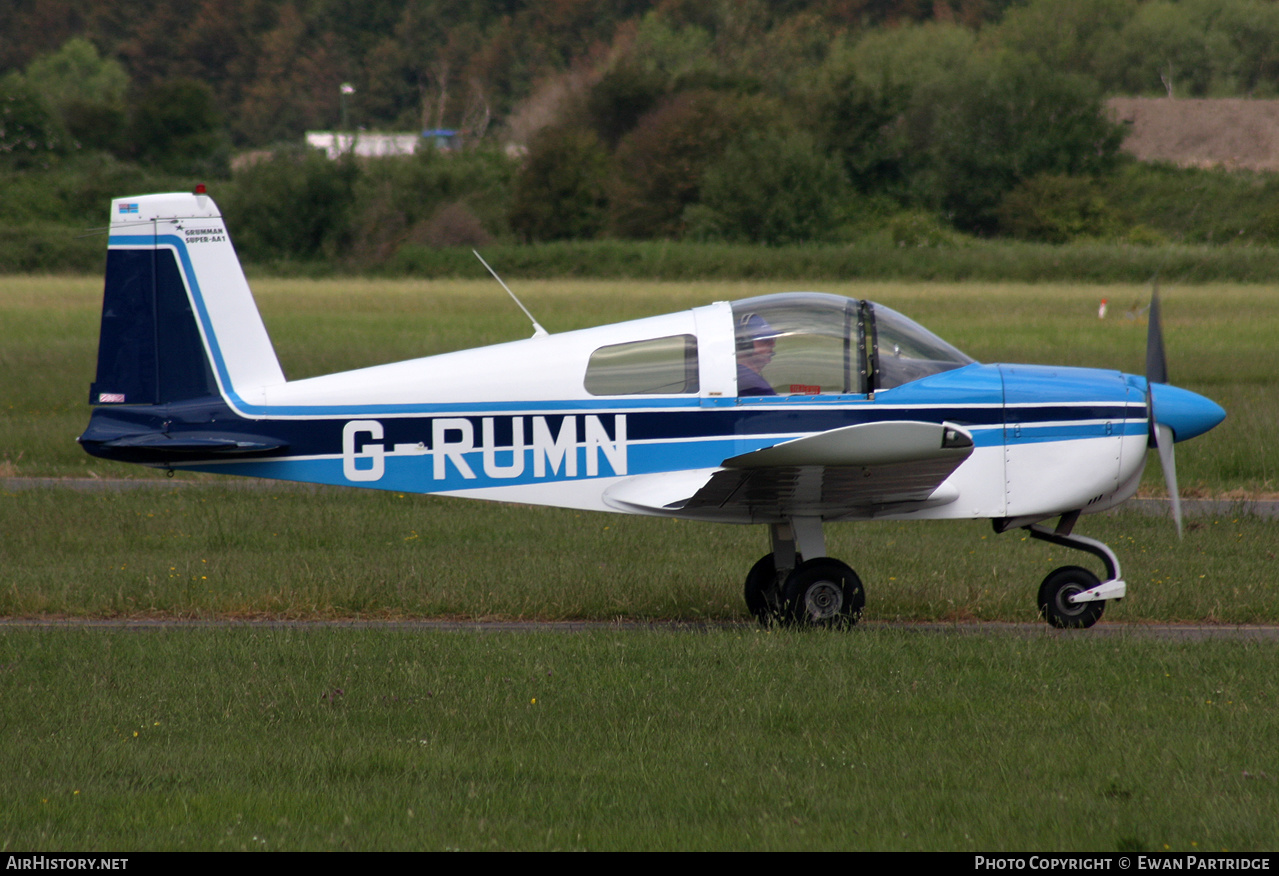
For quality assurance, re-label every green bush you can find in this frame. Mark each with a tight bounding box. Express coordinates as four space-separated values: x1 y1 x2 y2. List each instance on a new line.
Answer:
509 126 611 242
913 53 1125 234
996 174 1121 243
127 79 230 177
689 130 849 245
0 153 193 228
1104 161 1279 245
223 146 515 263
23 37 129 156
223 150 358 260
0 73 66 169
607 90 777 239
886 211 966 248
584 61 669 147
350 147 515 258
1121 224 1169 247
0 222 104 272
386 236 1279 284
805 24 975 199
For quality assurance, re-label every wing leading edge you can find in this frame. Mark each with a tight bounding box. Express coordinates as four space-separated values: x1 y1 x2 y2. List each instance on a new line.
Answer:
603 420 974 523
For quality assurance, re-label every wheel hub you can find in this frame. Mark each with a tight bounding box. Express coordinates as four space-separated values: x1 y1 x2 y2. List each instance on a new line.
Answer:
804 581 843 619
1056 585 1085 615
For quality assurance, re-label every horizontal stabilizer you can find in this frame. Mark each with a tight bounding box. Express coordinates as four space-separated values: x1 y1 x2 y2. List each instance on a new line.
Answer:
96 433 286 456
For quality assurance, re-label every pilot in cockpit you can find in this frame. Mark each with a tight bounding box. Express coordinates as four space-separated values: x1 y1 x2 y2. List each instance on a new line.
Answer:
736 313 777 396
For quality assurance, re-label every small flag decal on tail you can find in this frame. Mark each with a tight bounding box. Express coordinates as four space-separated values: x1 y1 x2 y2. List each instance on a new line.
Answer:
118 203 138 214
98 393 126 403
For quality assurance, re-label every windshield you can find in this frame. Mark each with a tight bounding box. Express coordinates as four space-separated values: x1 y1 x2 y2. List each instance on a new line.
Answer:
870 303 974 390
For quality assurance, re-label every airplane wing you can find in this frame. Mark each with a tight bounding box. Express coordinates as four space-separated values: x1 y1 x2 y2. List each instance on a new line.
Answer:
603 420 973 522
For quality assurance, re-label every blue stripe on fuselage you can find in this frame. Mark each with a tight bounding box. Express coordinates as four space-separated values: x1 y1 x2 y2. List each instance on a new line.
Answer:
161 398 1146 494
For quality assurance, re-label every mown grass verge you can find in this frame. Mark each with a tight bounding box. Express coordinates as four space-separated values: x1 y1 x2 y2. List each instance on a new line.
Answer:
2 486 1273 624
2 625 1276 851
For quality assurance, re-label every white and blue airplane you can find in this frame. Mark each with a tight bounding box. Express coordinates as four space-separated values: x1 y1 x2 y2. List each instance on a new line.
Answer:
80 190 1226 628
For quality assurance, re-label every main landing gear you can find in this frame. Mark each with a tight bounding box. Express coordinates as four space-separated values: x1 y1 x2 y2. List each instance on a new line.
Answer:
995 510 1127 630
744 518 865 628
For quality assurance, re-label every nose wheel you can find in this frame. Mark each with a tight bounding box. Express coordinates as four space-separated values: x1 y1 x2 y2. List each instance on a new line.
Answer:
1038 565 1105 629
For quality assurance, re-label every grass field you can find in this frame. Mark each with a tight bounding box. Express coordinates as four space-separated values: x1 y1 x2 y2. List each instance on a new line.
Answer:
2 274 1276 850
2 487 1276 624
3 625 1278 851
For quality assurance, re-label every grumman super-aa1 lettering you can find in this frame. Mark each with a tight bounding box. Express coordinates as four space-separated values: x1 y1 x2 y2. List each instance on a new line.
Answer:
341 414 627 483
181 225 226 245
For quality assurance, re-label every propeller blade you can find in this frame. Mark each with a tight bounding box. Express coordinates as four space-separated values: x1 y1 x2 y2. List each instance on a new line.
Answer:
1145 284 1181 537
1146 282 1168 386
1153 422 1182 538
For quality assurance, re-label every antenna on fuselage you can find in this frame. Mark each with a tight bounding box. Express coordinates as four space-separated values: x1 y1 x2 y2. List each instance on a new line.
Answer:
473 250 549 338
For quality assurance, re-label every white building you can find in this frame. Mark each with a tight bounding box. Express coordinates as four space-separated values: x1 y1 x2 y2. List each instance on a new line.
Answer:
305 130 461 159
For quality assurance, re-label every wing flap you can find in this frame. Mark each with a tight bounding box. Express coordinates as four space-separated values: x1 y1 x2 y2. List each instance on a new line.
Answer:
680 458 963 521
604 420 974 522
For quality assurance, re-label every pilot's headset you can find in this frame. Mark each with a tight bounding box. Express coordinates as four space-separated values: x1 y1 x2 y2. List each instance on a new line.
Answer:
736 313 776 353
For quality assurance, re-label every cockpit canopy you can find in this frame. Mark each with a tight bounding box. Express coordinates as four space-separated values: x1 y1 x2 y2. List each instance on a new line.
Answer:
580 292 974 398
731 293 974 395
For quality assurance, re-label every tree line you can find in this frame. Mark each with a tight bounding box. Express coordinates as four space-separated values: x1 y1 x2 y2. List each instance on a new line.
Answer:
5 0 1279 264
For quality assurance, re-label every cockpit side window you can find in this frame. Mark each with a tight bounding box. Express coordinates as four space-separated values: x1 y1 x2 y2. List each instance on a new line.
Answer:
731 293 863 397
584 334 699 395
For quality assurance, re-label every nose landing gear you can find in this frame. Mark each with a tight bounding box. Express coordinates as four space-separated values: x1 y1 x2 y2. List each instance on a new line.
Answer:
996 511 1126 629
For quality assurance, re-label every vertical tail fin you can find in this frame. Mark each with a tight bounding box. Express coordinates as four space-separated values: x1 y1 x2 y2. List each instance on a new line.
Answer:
90 191 285 409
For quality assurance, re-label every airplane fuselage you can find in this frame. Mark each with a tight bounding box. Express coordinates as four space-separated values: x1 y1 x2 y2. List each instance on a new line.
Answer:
83 351 1153 526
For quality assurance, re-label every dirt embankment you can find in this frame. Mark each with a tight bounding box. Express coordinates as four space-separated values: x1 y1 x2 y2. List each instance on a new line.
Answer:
1108 96 1279 172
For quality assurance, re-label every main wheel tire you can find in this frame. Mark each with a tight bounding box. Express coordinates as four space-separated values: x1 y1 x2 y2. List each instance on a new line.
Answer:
744 553 784 626
1038 565 1105 629
782 558 865 628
